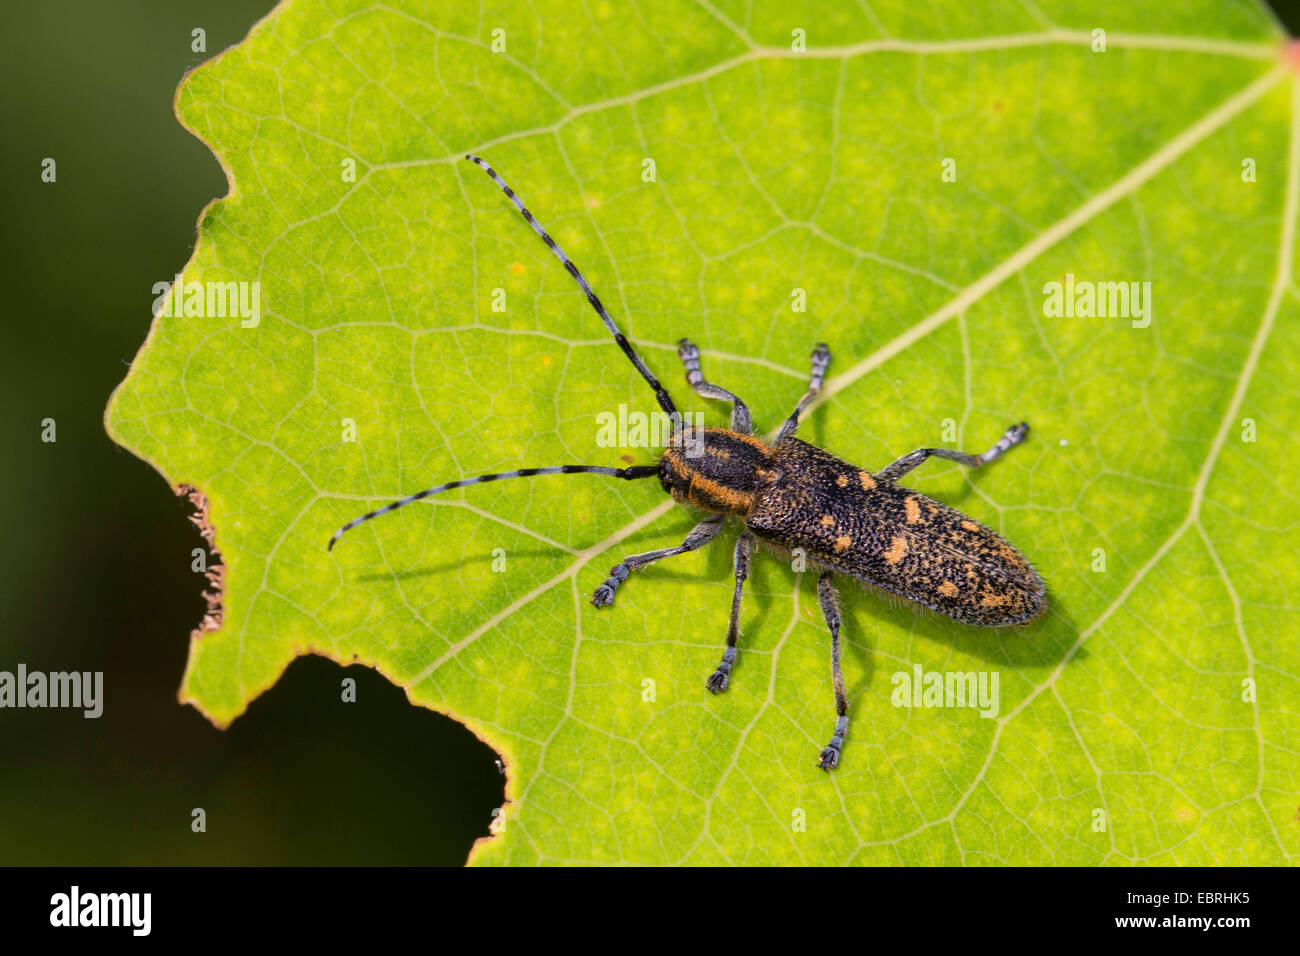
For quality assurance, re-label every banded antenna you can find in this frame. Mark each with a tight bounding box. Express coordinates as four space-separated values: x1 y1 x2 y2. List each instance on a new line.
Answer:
328 464 657 550
328 157 671 550
464 153 679 420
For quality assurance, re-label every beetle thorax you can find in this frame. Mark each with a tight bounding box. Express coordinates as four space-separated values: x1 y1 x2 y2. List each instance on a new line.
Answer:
658 427 778 516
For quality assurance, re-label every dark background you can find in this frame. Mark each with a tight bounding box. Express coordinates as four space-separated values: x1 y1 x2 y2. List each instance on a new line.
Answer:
1 1 1296 865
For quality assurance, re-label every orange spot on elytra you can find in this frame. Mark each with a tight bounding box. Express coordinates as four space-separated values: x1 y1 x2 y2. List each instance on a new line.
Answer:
998 543 1028 568
884 536 908 564
858 471 876 490
834 535 852 553
938 581 959 598
904 496 921 525
820 515 835 528
836 474 849 488
961 520 979 532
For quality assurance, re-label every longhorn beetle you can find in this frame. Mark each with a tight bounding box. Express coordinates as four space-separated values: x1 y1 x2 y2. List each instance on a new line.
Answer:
329 154 1047 771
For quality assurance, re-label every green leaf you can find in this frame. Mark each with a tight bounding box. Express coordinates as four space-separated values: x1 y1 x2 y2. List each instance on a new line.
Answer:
107 0 1300 864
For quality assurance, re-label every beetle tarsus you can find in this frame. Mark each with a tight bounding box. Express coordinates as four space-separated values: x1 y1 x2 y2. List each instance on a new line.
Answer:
818 715 849 771
705 665 730 694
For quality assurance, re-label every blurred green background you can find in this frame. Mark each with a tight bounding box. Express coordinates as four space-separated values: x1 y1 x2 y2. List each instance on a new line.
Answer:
1 0 1297 866
0 0 500 865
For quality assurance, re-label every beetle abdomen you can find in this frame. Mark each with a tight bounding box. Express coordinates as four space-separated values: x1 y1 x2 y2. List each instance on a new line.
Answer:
747 439 1045 626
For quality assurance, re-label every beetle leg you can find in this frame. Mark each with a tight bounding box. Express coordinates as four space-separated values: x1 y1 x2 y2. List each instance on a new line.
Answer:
706 531 753 693
774 343 831 444
677 338 753 434
591 514 724 607
877 422 1029 483
816 572 849 771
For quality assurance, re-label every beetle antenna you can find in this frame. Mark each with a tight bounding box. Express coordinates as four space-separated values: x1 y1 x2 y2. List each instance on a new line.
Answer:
328 464 659 550
465 154 679 422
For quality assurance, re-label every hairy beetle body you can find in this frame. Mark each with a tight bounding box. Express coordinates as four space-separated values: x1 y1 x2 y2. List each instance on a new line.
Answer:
745 438 1045 627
